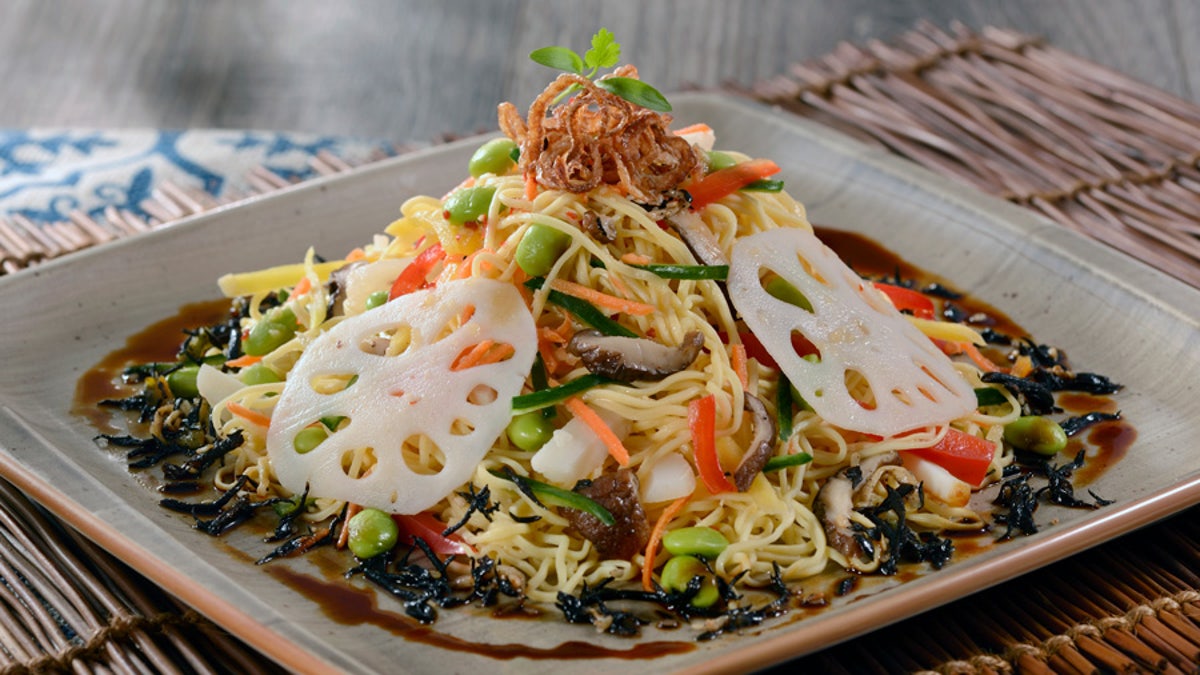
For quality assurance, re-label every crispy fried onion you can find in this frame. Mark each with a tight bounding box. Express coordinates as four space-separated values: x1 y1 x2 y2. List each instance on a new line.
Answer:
498 65 702 203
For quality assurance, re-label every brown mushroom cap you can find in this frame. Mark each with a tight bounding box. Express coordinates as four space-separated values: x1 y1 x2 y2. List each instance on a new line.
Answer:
568 330 704 383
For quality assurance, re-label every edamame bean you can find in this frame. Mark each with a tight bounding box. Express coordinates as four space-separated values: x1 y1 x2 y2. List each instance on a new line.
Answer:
662 526 729 559
507 412 555 452
443 186 497 226
706 150 737 172
293 426 328 454
469 138 519 178
764 276 813 311
515 224 572 276
347 508 400 559
166 365 199 398
1003 415 1068 456
244 308 298 356
365 290 389 310
240 363 282 385
661 555 720 608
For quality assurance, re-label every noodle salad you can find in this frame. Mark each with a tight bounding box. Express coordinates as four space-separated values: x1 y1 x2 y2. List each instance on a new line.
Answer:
96 31 1122 636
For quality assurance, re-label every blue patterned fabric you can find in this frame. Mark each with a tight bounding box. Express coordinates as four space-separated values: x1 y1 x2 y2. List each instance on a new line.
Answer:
0 129 398 224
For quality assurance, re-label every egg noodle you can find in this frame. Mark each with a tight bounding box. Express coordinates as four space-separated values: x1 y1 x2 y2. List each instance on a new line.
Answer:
203 158 1020 604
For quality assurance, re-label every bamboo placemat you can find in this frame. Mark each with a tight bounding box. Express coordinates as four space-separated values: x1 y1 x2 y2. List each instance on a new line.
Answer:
0 21 1198 674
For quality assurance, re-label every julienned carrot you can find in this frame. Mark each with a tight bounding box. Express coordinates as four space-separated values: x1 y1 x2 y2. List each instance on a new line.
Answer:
226 401 272 428
524 172 538 201
686 158 782 211
1010 354 1034 378
337 503 363 549
620 252 652 265
960 342 1001 373
642 495 690 591
731 343 749 389
690 394 735 494
548 278 655 316
451 340 515 371
292 276 313 297
225 354 263 368
564 397 630 466
345 247 367 263
673 122 712 136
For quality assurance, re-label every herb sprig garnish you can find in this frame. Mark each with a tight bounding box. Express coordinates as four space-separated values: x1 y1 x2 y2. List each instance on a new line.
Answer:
530 28 672 113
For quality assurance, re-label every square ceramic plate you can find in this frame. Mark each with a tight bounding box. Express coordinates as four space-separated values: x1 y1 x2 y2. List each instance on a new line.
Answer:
1 93 1199 674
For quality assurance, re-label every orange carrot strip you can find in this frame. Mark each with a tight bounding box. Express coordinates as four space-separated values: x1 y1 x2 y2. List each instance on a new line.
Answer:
961 342 1001 373
731 343 749 389
452 341 515 371
548 278 655 316
459 304 476 325
564 397 629 466
226 401 271 428
673 122 712 136
642 496 690 592
292 276 313 297
345 247 367 263
607 271 631 298
337 503 362 549
225 354 263 368
524 172 538 201
1010 354 1033 378
620 252 652 265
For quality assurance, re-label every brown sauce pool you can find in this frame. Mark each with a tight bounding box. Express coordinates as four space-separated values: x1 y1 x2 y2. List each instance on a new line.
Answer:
71 227 1134 658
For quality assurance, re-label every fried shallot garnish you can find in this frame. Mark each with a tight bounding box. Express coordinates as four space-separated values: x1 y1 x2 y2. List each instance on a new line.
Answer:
498 65 703 203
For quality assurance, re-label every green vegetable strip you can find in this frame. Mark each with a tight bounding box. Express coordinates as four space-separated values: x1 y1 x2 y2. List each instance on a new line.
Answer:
741 179 785 192
776 372 794 442
524 277 637 337
974 387 1008 407
489 468 615 525
529 354 556 419
763 453 814 472
511 374 613 414
633 263 729 280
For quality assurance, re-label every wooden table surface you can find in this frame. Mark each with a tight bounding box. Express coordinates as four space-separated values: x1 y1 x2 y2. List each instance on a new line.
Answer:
2 0 1196 142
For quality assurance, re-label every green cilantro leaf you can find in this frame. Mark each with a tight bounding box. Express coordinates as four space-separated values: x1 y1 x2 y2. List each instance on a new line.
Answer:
530 46 584 74
584 28 621 74
596 77 672 113
529 29 671 112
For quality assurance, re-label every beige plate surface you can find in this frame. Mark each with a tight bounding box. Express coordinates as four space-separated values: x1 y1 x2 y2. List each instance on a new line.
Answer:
1 93 1199 674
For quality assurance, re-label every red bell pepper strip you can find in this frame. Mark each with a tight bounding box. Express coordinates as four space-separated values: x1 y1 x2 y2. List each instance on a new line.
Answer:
686 159 782 211
689 394 736 494
872 282 935 320
389 242 446 300
906 428 996 486
393 512 474 556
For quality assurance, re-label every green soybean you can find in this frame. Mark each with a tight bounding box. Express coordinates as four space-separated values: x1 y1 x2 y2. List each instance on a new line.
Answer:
1004 415 1068 456
347 508 399 559
507 412 555 452
663 527 729 559
292 426 328 454
661 555 720 608
706 150 737 172
365 290 389 310
764 276 813 311
244 308 298 356
166 365 200 398
443 186 496 225
240 363 282 385
469 138 519 178
515 224 572 276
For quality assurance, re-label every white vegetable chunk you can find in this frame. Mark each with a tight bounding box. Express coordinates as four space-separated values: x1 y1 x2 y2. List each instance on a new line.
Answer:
901 453 972 506
728 227 976 436
639 453 696 504
531 409 630 486
342 257 411 315
266 278 537 513
196 363 244 405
